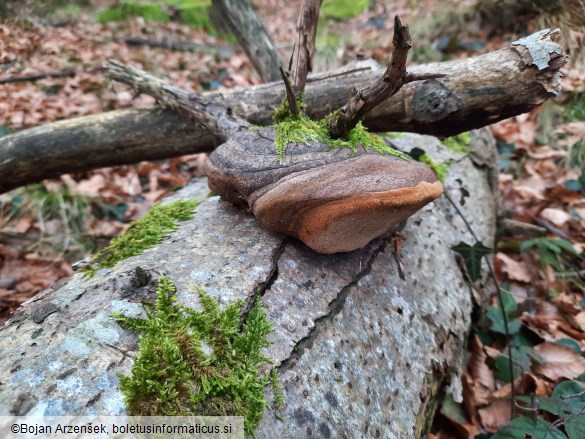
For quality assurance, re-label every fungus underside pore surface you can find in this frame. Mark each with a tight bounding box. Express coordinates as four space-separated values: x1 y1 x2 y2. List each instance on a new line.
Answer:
113 275 278 436
83 199 200 276
273 106 410 163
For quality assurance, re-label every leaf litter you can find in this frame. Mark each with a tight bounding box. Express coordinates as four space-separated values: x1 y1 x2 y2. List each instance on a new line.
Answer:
1 0 585 437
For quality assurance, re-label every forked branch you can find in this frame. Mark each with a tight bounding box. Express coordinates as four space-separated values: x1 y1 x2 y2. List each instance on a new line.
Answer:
327 15 444 139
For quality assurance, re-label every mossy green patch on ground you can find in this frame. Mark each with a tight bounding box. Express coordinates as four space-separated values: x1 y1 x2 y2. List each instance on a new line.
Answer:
84 200 200 276
273 112 410 163
98 0 216 33
113 275 275 436
321 0 369 20
565 93 585 122
442 132 471 154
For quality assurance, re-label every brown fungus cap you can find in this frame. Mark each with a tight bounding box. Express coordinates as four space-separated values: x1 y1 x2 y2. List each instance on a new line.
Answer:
206 128 443 253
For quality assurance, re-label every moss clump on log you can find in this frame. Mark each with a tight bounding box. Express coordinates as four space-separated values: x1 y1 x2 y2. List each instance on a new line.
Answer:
442 132 471 154
113 275 277 436
274 111 410 163
84 200 200 276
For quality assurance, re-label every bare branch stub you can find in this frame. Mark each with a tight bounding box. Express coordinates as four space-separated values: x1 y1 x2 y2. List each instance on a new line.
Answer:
105 60 250 141
327 15 433 139
290 0 323 97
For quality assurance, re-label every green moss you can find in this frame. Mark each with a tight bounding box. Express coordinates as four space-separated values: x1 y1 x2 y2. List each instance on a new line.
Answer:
321 0 369 20
272 94 307 124
84 200 200 275
270 368 284 408
418 153 448 183
113 275 275 435
385 132 404 139
442 132 471 154
97 0 216 33
274 112 409 163
98 2 170 23
565 93 585 122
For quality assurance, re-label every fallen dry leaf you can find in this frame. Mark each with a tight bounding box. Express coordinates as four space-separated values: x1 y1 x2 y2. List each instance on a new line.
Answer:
533 342 585 381
496 253 532 283
540 207 571 227
478 398 512 433
466 336 495 405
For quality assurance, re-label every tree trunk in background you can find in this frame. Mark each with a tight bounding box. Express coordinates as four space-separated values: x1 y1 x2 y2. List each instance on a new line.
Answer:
0 129 499 438
210 0 282 83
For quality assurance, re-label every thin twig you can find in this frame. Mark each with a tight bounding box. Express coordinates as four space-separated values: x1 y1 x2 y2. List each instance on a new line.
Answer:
279 67 300 116
444 190 516 418
0 71 75 84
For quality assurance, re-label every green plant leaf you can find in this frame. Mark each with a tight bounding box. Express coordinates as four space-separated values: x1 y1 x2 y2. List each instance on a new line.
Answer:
487 307 521 335
552 239 578 255
565 179 583 192
451 241 493 281
441 394 468 424
492 416 566 439
552 381 585 414
487 289 521 335
493 345 533 382
516 396 573 417
565 414 585 439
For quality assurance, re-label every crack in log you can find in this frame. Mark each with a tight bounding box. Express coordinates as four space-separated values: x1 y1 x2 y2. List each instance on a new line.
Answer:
278 237 390 373
239 237 290 329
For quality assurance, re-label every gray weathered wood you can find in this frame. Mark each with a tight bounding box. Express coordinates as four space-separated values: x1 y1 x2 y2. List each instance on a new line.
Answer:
0 129 498 438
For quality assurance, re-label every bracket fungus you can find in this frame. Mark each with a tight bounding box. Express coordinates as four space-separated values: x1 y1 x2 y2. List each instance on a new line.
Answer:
206 128 443 254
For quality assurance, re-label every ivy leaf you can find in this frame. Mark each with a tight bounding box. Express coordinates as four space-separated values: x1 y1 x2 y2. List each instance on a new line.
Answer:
565 415 585 439
492 416 566 439
552 381 585 414
487 289 521 335
516 396 573 417
488 309 521 334
452 241 493 281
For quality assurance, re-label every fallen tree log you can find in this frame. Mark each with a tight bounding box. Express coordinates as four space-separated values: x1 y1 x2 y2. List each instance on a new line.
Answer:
0 129 499 438
0 29 565 194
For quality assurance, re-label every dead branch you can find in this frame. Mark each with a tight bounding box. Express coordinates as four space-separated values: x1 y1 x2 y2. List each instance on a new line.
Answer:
105 60 249 141
327 16 443 139
289 0 323 97
0 71 75 84
120 36 233 56
0 30 566 194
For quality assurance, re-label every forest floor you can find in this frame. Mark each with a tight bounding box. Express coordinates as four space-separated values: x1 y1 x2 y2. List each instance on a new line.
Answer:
0 0 584 437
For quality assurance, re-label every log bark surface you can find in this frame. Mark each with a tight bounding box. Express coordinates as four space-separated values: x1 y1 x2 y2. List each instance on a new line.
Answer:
0 130 498 438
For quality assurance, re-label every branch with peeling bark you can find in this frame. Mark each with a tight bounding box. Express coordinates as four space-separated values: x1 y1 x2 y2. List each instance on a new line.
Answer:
106 60 250 141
